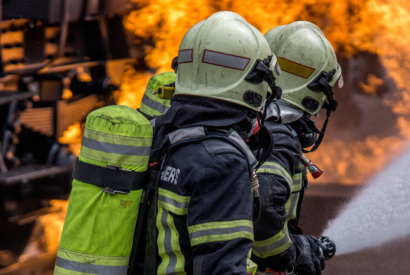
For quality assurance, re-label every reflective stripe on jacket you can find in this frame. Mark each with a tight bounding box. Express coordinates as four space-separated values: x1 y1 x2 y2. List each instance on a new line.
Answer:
153 127 256 275
252 120 304 272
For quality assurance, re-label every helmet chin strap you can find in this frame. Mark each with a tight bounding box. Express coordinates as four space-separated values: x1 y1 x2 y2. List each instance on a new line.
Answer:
303 70 339 153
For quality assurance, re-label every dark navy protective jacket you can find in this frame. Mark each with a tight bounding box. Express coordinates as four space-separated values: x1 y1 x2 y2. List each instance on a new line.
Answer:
251 118 306 272
149 96 256 275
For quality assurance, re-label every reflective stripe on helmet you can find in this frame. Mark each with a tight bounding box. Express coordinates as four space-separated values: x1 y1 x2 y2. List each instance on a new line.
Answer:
202 49 250 71
277 57 315 79
188 220 253 246
178 49 193 64
157 208 186 275
252 224 292 258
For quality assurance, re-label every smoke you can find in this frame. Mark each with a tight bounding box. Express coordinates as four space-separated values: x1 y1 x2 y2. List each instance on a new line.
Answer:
322 143 410 255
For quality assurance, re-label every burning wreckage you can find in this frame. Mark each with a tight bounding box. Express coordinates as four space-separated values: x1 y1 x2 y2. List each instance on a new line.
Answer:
0 0 135 267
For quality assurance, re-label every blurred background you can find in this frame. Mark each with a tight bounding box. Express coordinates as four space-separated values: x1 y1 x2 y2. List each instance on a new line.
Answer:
1 0 409 274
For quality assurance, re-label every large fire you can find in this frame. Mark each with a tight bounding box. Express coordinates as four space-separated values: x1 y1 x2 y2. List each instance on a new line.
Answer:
38 0 410 263
119 0 410 184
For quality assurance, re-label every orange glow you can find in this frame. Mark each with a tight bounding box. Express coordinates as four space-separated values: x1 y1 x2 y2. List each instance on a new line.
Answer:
117 0 410 184
36 200 69 253
58 121 83 156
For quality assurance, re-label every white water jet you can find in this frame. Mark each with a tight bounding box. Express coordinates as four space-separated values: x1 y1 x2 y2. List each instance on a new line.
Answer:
322 146 410 255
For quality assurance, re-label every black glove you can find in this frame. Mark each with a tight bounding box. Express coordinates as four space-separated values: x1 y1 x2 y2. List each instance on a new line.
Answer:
291 234 326 275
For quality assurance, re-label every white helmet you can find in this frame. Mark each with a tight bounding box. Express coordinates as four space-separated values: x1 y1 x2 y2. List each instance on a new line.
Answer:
265 21 343 115
175 11 281 112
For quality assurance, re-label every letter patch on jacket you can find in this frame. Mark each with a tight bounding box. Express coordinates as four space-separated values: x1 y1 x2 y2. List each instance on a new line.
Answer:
161 166 180 185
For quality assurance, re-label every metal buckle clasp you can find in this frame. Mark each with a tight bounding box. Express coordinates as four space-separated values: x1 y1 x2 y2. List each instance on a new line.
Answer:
106 164 132 172
101 187 129 195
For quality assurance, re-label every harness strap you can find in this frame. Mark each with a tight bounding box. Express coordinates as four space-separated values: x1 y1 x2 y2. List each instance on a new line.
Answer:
166 126 257 168
72 158 147 191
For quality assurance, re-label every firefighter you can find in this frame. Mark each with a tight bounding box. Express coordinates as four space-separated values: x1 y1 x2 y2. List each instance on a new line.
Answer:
137 11 281 275
138 71 176 121
251 21 344 275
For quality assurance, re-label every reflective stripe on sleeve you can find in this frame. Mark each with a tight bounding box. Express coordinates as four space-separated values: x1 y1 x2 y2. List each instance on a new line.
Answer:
156 208 186 275
158 188 190 215
252 225 292 258
188 220 253 246
257 162 293 190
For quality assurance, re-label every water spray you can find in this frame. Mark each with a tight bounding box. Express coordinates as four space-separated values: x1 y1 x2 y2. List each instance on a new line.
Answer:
323 146 410 255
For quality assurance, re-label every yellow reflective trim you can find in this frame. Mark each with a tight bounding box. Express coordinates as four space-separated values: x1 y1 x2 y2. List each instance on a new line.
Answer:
286 192 300 222
188 220 252 233
158 201 188 215
157 208 169 275
167 209 186 274
292 172 303 192
188 220 253 246
258 161 292 190
159 188 190 203
54 265 81 275
84 127 152 147
252 225 293 258
56 246 129 266
190 231 254 246
158 188 190 215
157 208 187 275
80 146 149 166
277 57 316 79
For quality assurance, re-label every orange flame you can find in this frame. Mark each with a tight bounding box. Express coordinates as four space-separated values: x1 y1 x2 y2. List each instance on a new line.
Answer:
118 0 410 184
43 0 410 261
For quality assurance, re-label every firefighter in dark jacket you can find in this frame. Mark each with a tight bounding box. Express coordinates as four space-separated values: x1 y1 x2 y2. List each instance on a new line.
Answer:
251 21 344 275
142 11 282 275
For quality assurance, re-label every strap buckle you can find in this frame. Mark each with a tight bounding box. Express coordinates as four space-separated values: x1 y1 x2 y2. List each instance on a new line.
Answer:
101 187 129 195
106 164 132 172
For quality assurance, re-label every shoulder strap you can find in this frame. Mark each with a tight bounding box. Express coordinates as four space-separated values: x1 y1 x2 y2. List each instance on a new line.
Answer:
72 158 147 192
166 126 257 168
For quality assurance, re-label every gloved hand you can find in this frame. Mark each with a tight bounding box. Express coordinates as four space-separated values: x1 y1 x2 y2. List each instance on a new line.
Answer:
290 234 326 275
